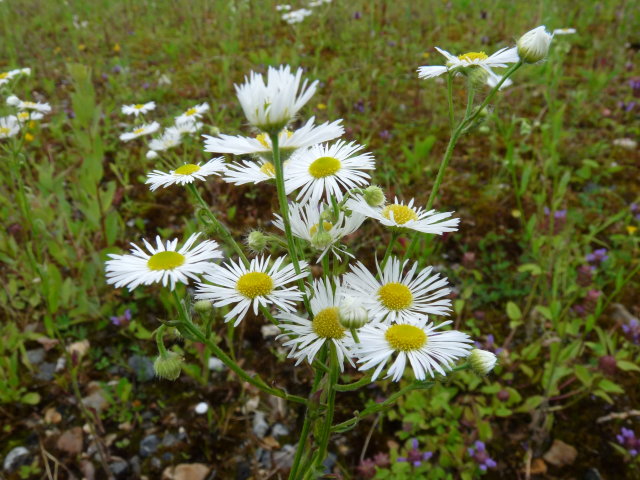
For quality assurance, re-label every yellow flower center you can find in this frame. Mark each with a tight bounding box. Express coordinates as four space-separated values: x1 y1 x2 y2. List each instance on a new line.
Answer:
259 161 276 177
133 127 145 135
0 72 8 79
256 133 271 149
24 133 34 142
385 324 427 351
312 307 345 339
236 272 274 299
18 112 29 120
308 156 341 179
174 164 201 175
381 204 418 225
378 282 413 310
147 251 185 271
0 127 10 135
309 221 333 236
134 104 145 109
457 51 488 63
185 107 197 116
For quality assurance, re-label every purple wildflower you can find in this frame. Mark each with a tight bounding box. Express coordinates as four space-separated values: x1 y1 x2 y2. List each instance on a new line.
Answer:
630 77 640 97
356 458 376 479
379 129 392 141
468 441 497 471
110 309 132 327
397 439 433 467
616 427 640 456
622 318 640 345
353 11 362 19
586 248 608 264
474 334 503 355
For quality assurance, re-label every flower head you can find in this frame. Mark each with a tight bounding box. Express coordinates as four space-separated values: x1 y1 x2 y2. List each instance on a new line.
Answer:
235 65 317 133
119 121 160 142
0 116 20 139
105 233 222 291
469 349 497 375
418 46 519 80
121 101 156 116
468 441 497 471
397 438 433 467
148 127 182 151
517 26 553 63
146 158 225 191
175 102 209 124
0 67 30 86
7 95 52 113
222 158 278 185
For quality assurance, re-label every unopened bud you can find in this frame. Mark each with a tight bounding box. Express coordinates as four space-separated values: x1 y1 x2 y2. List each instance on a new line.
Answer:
6 95 20 106
469 349 497 376
311 231 333 250
247 231 268 253
467 66 489 89
146 150 159 159
194 299 212 315
339 297 368 329
153 352 183 381
517 26 553 64
363 186 385 207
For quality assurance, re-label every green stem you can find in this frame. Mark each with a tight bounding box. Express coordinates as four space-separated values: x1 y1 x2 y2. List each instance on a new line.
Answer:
155 325 168 357
335 373 372 392
312 343 339 471
446 72 455 129
380 231 399 271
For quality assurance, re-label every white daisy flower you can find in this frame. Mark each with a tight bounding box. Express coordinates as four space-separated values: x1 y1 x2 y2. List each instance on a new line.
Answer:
282 8 313 24
121 101 156 116
276 4 291 11
355 317 472 381
417 46 519 80
0 116 20 139
278 277 355 371
553 28 576 35
235 65 318 133
0 68 28 86
174 118 203 135
517 25 553 64
285 140 374 204
146 157 225 191
119 121 160 142
203 116 344 157
344 257 452 324
149 127 182 151
175 102 209 124
105 233 222 291
273 200 365 262
222 159 277 185
6 95 52 113
195 255 309 326
347 196 459 234
15 111 44 123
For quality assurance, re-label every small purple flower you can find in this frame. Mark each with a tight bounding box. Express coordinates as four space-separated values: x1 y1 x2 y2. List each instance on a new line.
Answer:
353 11 362 20
397 438 433 467
586 248 608 264
353 100 365 113
112 65 122 74
142 82 151 90
379 130 392 141
110 309 132 327
475 334 503 355
622 318 640 345
630 77 640 97
616 427 640 456
618 101 636 112
468 440 497 471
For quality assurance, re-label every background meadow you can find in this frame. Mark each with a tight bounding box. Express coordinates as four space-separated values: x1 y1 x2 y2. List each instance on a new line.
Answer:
1 0 639 479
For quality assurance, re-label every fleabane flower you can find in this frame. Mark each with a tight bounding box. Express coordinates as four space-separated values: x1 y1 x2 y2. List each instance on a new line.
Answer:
222 158 277 185
285 140 375 204
174 117 203 135
16 111 44 123
146 157 225 191
344 257 452 324
119 121 160 142
149 127 182 151
0 116 20 139
0 68 29 86
273 200 365 261
195 256 309 326
282 8 313 24
347 196 459 234
105 233 222 291
469 349 497 376
202 116 344 158
175 102 209 124
517 26 553 63
278 277 355 371
235 65 317 133
417 46 519 80
7 95 52 113
354 317 472 381
121 101 156 116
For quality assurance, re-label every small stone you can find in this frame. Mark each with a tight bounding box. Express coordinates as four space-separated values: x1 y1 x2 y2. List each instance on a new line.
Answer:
67 339 90 359
151 457 163 470
162 463 210 480
55 357 66 372
82 383 109 413
109 460 129 479
543 439 577 467
252 411 269 438
140 434 160 457
128 355 155 382
529 458 547 475
35 362 56 381
79 459 96 480
44 407 62 424
195 402 209 415
3 446 31 473
129 456 141 477
273 444 295 471
323 452 337 472
271 423 289 438
26 348 45 365
584 468 603 480
162 433 179 447
261 324 281 338
56 427 84 455
207 357 225 372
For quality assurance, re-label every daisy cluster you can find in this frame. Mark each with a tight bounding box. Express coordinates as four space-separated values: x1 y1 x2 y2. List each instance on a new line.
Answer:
277 0 332 25
105 63 502 384
0 68 51 140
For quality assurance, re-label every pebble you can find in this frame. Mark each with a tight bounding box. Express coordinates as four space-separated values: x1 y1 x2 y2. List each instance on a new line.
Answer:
162 432 179 447
252 411 269 438
3 446 31 473
207 357 225 372
26 348 45 365
195 402 209 415
128 355 155 382
271 423 289 438
273 444 295 471
35 362 56 381
109 460 129 478
140 434 160 457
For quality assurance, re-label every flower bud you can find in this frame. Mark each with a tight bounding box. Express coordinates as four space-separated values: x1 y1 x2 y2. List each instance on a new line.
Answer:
311 231 333 250
469 349 497 376
467 66 489 89
146 150 159 159
247 231 268 253
339 296 368 329
194 299 212 315
153 352 182 381
6 95 20 106
517 26 553 64
363 186 385 207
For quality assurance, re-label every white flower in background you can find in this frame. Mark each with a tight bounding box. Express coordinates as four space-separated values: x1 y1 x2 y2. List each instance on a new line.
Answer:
146 150 159 159
149 127 182 151
203 117 344 157
285 140 375 204
119 121 160 142
121 101 156 117
222 159 277 185
276 4 291 10
196 255 309 326
347 196 459 234
486 71 513 90
417 46 519 80
278 278 355 371
174 118 203 135
553 28 576 35
344 257 452 324
273 200 365 261
517 26 553 63
308 0 332 6
15 111 44 123
355 317 472 381
0 116 20 138
105 233 222 291
235 65 318 133
282 8 313 24
6 95 52 113
469 349 497 375
146 158 225 191
0 68 29 86
175 102 209 124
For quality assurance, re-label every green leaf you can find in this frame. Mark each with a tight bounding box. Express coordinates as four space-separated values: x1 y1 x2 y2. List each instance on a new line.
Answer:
535 305 552 321
517 263 542 276
598 379 624 394
21 392 41 405
574 364 593 387
516 395 543 413
506 301 522 322
616 360 640 372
